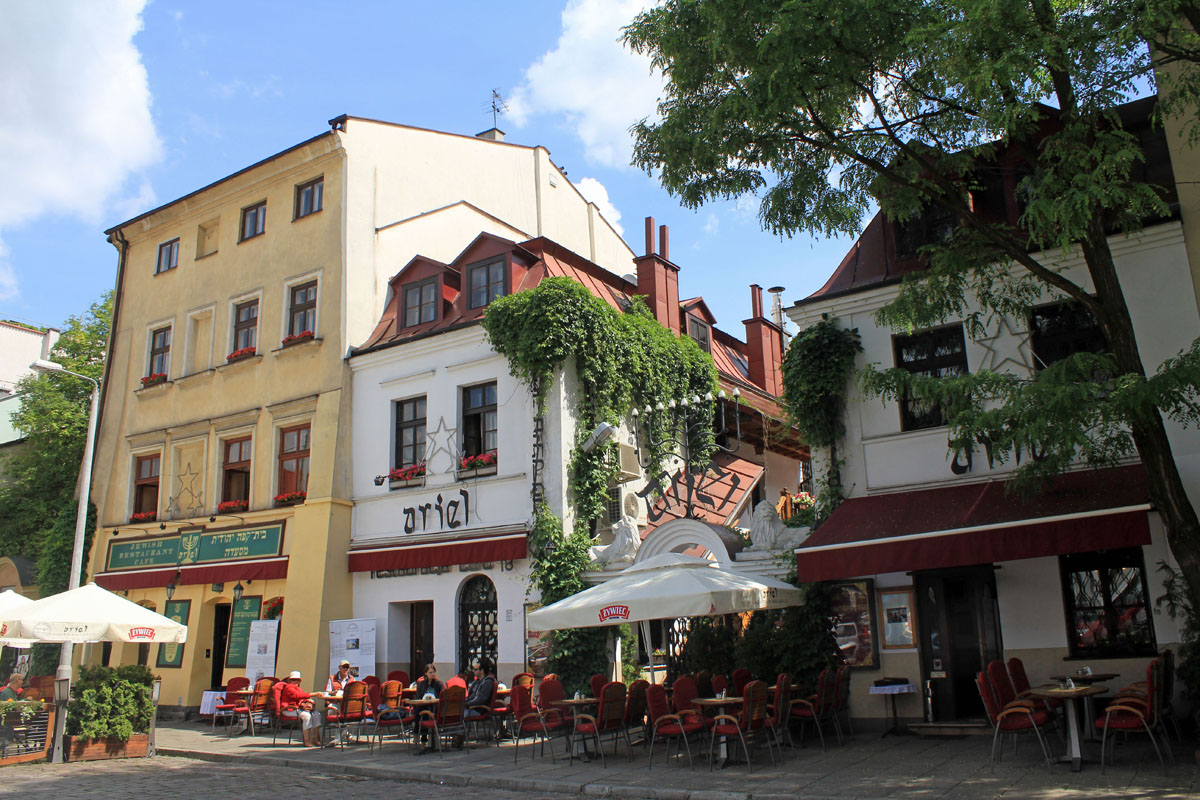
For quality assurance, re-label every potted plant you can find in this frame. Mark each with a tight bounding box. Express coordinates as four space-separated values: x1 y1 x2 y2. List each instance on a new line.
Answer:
274 490 306 507
64 665 155 761
388 462 426 488
457 450 497 478
262 597 284 621
217 499 247 514
281 330 315 347
226 346 256 363
139 373 167 388
129 511 157 524
0 697 51 765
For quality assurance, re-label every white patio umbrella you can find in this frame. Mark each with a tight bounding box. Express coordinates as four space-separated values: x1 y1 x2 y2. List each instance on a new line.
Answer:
526 553 803 681
0 582 187 644
0 590 35 648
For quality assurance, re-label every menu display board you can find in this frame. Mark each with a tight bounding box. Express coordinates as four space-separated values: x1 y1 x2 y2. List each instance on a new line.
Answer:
224 596 262 668
245 619 279 682
156 600 191 668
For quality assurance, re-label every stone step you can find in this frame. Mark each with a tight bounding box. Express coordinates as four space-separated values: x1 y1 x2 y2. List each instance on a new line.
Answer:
908 721 992 737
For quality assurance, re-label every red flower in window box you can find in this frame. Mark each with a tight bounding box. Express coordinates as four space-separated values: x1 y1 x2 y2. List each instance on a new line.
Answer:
130 511 157 523
281 330 315 347
274 491 307 507
388 462 426 482
217 499 248 514
226 347 256 363
140 373 167 388
458 450 497 471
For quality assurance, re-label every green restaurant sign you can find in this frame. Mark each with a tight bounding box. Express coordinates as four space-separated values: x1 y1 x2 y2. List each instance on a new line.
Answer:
106 524 283 571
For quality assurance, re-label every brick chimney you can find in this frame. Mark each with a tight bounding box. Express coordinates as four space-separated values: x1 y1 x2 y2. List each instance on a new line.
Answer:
635 216 681 333
743 284 784 396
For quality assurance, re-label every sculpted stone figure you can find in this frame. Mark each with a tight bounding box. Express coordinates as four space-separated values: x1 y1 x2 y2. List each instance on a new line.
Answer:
749 500 807 551
589 515 641 569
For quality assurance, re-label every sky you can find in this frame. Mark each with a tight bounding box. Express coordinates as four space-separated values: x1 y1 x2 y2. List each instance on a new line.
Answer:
0 0 854 339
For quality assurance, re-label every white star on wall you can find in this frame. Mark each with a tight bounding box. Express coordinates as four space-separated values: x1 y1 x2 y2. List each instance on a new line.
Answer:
167 461 204 518
424 416 461 475
973 317 1034 374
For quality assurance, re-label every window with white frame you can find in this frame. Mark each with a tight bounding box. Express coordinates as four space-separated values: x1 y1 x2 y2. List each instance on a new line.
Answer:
156 238 179 274
294 177 323 219
287 281 317 337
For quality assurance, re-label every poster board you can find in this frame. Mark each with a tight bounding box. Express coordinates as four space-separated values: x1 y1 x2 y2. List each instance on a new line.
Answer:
830 579 879 670
328 617 376 677
156 599 191 668
879 587 917 650
224 596 262 668
245 619 280 682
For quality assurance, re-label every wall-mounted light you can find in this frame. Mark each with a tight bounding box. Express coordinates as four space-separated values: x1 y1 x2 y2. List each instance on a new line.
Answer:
232 581 244 603
581 421 617 453
159 522 167 530
211 583 224 593
165 575 177 601
373 475 386 486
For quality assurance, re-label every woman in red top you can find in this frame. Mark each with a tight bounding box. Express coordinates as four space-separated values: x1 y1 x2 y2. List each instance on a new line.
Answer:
280 670 322 746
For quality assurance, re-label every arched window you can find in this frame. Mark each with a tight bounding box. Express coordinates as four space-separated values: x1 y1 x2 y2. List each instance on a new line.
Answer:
457 575 497 672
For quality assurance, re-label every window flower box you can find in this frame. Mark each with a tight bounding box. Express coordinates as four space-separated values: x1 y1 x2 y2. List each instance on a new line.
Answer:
388 462 426 488
274 491 307 507
129 511 157 523
139 373 167 388
457 450 497 479
281 330 315 347
226 346 256 363
217 499 247 514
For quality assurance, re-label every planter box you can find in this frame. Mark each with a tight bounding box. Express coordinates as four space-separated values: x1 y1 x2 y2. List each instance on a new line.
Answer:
388 477 426 490
457 465 497 480
0 707 54 766
65 732 149 762
275 496 306 507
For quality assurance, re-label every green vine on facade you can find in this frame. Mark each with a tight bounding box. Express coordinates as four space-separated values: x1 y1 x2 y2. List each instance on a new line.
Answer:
780 316 862 448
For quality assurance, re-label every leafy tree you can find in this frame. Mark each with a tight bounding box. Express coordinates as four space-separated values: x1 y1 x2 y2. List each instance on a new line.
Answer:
625 1 1200 608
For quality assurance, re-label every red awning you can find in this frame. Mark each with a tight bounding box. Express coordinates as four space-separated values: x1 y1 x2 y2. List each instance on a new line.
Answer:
796 465 1152 582
94 556 290 591
348 532 527 573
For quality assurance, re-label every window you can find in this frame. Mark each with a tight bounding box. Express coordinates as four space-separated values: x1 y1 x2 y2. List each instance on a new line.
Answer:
468 260 506 309
156 239 179 274
240 201 266 241
403 279 438 327
294 177 323 219
288 281 317 336
134 454 160 514
233 299 259 352
149 326 172 377
1030 301 1106 370
461 382 497 458
687 315 711 353
892 324 968 431
278 424 310 496
222 437 252 504
1060 548 1156 658
894 205 956 260
394 396 427 468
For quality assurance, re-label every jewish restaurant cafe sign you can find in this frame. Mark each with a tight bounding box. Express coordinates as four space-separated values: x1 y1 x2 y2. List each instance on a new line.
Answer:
106 525 283 571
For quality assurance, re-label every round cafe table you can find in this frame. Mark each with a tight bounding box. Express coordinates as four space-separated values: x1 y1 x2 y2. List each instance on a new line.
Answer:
693 696 744 768
406 697 441 753
1028 684 1108 772
557 697 599 761
1049 672 1119 685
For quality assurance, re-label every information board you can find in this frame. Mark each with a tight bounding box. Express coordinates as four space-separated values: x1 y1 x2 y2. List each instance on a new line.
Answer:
245 619 279 682
224 596 262 668
106 525 283 571
328 618 376 677
156 600 191 668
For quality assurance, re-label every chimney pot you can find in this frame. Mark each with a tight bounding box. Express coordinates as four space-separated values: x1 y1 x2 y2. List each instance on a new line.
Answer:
644 217 656 257
659 224 669 261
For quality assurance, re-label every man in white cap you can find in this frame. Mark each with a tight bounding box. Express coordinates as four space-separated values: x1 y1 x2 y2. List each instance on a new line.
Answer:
326 659 354 693
279 670 322 746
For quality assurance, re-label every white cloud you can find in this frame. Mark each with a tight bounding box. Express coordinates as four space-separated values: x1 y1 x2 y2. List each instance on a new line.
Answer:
509 0 664 169
703 211 719 235
0 237 17 302
0 0 161 232
575 177 624 236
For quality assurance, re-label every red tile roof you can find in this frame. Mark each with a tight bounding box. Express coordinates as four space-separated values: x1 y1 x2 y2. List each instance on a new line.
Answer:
645 451 765 531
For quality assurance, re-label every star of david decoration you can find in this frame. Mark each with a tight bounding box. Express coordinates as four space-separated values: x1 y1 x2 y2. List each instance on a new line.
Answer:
167 461 204 519
973 316 1034 375
424 416 461 475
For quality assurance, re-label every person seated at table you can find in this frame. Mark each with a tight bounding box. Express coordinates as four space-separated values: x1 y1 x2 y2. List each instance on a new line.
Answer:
280 670 322 747
0 674 23 701
414 664 443 698
464 658 496 721
326 659 353 693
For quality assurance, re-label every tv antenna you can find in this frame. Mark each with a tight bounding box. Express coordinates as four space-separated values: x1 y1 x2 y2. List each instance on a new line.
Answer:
488 89 509 128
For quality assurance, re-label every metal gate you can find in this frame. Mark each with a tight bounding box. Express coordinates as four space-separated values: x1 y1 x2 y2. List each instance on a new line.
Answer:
458 575 498 672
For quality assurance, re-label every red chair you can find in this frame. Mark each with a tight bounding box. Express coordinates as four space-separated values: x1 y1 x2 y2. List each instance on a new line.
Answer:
369 680 414 753
417 685 466 756
466 674 499 744
510 683 566 762
386 670 410 686
833 664 854 738
511 672 535 689
711 674 729 697
976 670 1054 770
765 672 792 752
589 673 607 699
230 677 275 737
212 676 251 733
1097 658 1173 773
646 682 703 769
623 679 650 747
571 681 631 766
537 677 574 727
324 680 374 748
270 680 301 745
694 670 713 698
791 669 836 749
731 667 752 697
707 679 774 771
1006 657 1059 714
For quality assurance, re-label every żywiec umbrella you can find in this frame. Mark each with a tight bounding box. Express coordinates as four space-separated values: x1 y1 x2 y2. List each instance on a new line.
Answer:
0 590 35 648
0 583 187 644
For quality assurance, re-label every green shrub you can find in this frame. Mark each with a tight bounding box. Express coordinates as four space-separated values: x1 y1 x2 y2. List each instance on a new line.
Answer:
65 665 154 741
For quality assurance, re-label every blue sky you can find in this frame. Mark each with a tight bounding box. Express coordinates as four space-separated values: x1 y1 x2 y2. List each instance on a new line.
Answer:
0 0 852 339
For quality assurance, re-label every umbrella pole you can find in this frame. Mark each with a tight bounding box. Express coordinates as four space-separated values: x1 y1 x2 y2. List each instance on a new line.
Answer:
640 620 656 683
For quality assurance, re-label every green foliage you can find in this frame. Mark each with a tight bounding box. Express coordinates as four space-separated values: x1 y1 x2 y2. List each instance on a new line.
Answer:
1156 561 1200 716
0 698 45 723
781 317 862 448
65 665 154 741
679 617 738 676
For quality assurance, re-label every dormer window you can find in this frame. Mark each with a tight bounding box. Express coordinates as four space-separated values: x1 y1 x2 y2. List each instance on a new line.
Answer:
687 315 710 353
894 204 955 261
468 259 506 309
403 278 438 327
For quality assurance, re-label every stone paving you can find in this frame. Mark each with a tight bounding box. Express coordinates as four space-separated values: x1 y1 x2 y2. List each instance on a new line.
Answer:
118 720 1200 799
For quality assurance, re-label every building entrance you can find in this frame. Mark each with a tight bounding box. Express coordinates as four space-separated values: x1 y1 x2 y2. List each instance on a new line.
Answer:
211 602 231 689
458 575 497 672
410 601 434 679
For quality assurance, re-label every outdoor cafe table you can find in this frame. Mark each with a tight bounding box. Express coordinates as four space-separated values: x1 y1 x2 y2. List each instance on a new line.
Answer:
405 697 441 753
1028 684 1109 772
693 696 744 768
1050 672 1120 685
1047 674 1119 740
557 697 599 761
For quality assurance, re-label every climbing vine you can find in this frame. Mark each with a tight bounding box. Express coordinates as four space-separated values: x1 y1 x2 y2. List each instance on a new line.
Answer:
780 315 862 448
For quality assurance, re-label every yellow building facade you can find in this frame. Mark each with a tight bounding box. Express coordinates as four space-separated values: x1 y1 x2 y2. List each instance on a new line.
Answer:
87 118 630 706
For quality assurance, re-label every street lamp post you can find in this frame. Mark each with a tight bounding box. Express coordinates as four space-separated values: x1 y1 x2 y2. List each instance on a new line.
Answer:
31 359 100 764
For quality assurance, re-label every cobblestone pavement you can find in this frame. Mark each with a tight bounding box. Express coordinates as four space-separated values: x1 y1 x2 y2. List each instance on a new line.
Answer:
0 756 576 800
